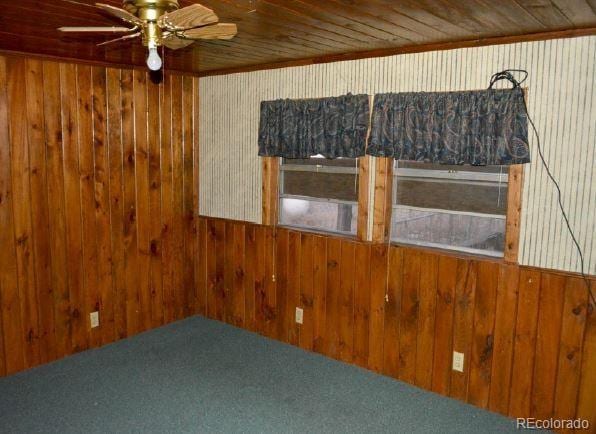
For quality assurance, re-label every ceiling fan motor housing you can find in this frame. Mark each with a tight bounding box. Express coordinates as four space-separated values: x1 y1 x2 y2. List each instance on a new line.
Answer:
123 0 180 46
122 0 179 14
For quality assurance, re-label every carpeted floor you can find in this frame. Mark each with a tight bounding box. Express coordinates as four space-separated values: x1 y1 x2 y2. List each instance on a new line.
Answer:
0 316 527 433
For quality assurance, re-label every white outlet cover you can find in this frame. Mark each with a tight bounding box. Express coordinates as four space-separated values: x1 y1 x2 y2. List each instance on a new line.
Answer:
295 307 304 324
452 351 464 372
90 311 99 328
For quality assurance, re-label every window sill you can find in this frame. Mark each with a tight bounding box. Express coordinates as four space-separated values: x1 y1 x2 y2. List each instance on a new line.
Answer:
277 224 358 241
389 239 510 263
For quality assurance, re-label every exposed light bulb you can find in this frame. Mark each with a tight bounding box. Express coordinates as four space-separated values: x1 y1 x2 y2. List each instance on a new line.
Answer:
146 47 162 71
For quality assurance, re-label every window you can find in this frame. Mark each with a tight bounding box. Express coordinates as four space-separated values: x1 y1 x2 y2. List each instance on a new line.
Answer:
279 156 359 236
391 161 509 257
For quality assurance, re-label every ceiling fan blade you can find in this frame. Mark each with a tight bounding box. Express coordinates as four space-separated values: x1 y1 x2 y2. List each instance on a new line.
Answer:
162 36 195 50
59 0 101 8
158 4 218 31
182 23 237 40
58 26 135 33
95 3 144 27
97 32 141 47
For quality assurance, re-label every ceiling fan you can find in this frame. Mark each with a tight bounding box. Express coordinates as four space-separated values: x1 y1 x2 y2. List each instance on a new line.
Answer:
58 0 238 71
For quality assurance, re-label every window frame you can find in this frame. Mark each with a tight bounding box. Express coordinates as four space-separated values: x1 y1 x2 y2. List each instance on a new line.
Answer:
390 161 510 258
277 156 360 237
262 155 523 263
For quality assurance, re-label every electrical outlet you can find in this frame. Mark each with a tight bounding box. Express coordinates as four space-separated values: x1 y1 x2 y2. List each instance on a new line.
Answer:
452 351 464 372
295 307 304 324
90 311 99 328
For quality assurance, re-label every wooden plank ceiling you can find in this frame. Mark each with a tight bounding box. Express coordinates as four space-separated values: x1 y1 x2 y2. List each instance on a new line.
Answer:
1 0 595 75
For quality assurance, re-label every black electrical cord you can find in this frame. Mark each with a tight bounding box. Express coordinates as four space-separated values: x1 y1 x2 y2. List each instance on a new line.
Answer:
490 69 595 309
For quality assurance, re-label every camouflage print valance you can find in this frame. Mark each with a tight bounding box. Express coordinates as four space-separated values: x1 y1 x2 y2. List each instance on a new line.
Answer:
367 88 530 165
258 93 369 159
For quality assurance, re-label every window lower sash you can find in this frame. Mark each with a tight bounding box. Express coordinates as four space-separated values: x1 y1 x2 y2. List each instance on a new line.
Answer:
390 205 506 256
279 195 358 236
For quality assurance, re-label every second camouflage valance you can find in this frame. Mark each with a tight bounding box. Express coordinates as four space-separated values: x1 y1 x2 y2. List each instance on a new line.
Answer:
367 88 530 165
258 93 370 159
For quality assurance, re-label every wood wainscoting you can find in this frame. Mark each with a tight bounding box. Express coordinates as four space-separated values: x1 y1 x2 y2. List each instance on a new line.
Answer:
194 216 595 431
0 55 199 375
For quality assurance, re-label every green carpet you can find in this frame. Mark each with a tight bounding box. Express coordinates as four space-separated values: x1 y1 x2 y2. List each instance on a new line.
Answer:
0 316 527 433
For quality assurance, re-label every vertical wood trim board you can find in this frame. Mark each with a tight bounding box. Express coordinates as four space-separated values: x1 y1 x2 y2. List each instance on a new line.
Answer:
356 156 371 242
504 164 524 263
199 36 596 275
261 157 279 226
0 54 198 374
371 157 393 243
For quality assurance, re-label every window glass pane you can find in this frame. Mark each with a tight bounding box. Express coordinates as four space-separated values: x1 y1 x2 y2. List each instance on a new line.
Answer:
282 171 358 202
395 179 507 215
280 198 357 235
391 161 508 256
391 208 505 256
279 155 359 236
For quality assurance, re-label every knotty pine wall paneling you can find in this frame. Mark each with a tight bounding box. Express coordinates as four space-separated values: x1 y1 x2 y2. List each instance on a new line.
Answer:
195 216 595 432
0 54 199 375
